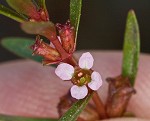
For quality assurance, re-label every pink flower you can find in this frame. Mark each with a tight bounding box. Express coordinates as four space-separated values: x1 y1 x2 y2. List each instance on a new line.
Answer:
55 52 103 100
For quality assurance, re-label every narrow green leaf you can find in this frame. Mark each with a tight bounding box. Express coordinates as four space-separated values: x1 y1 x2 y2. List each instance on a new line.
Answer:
0 114 57 121
35 0 47 10
1 37 42 63
0 4 26 22
70 0 82 42
21 22 56 37
6 0 37 17
122 10 140 86
59 93 93 121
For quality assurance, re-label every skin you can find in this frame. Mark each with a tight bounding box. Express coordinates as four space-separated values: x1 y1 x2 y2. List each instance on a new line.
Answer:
0 51 149 121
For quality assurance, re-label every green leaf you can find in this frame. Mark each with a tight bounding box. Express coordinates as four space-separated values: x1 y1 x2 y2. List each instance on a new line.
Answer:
70 0 82 42
122 10 140 86
35 0 47 10
21 22 56 37
6 0 37 17
31 0 46 10
1 37 43 63
0 114 57 121
0 4 27 22
58 93 93 121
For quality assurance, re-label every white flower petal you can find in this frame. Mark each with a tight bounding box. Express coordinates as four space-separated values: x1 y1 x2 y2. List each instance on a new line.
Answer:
55 63 74 80
70 85 88 99
88 80 102 90
88 71 102 90
91 71 102 82
79 52 94 69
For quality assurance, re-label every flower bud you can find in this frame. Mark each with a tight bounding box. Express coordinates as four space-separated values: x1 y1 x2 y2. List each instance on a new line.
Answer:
106 75 136 117
56 20 75 54
39 9 49 21
31 36 61 65
29 8 49 22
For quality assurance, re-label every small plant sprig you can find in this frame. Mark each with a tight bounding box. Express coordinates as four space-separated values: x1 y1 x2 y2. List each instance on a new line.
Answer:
0 0 140 121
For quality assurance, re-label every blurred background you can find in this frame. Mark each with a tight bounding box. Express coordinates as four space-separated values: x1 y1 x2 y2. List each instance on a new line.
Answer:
0 0 150 62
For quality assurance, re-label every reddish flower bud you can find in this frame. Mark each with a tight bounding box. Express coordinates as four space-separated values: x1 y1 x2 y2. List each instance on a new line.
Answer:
56 20 75 54
29 8 49 22
39 9 49 21
28 10 41 21
106 75 136 117
31 36 61 65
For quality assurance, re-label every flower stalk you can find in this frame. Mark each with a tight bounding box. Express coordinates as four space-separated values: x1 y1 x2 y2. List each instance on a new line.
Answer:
92 92 107 119
46 35 69 60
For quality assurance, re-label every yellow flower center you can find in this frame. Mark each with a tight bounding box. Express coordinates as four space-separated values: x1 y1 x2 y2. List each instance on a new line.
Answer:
72 69 92 86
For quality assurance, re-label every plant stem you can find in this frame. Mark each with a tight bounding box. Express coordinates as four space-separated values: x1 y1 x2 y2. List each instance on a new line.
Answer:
77 117 86 121
46 34 69 59
67 56 78 66
92 92 107 119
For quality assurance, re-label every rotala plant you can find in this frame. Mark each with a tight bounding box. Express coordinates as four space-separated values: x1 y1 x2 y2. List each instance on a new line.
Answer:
0 0 141 121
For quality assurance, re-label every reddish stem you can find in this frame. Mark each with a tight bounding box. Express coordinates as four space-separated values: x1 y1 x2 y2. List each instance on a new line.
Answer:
46 34 69 59
92 92 107 119
66 56 78 66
